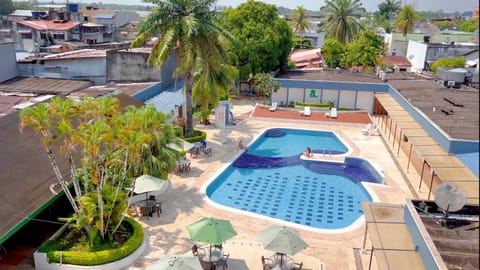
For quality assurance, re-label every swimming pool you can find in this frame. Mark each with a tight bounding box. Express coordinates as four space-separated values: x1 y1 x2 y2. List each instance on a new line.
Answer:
205 128 383 232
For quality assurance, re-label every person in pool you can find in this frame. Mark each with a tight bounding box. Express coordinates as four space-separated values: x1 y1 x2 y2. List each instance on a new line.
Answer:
303 147 312 157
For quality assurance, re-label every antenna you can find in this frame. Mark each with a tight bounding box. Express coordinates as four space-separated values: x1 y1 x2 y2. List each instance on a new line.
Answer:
434 182 467 215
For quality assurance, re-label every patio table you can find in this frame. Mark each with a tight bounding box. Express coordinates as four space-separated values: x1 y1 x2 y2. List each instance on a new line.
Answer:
137 199 159 218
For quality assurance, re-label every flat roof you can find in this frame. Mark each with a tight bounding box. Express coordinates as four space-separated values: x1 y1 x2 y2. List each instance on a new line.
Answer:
278 70 479 141
0 77 92 95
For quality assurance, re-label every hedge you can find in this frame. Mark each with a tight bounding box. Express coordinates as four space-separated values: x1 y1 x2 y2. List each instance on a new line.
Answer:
46 217 144 266
184 129 207 143
295 101 334 108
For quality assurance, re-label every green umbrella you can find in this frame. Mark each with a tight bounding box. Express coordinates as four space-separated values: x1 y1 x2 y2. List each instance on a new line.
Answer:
187 217 237 245
146 255 202 270
258 224 308 256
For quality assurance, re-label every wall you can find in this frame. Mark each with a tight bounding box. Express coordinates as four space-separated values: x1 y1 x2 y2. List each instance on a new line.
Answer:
403 201 447 270
406 41 428 73
133 82 164 102
0 42 19 82
272 79 388 113
18 57 106 85
106 50 161 83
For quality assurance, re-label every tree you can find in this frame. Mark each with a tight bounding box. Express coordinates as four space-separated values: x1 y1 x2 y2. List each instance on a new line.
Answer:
0 0 14 15
289 6 311 49
343 30 385 70
321 38 345 68
395 5 420 38
457 19 479 32
131 0 234 135
377 0 401 21
222 0 293 80
318 0 365 44
20 97 178 247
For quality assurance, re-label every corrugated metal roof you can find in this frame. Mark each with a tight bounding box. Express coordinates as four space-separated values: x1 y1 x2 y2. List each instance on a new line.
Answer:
93 13 115 19
9 10 33 17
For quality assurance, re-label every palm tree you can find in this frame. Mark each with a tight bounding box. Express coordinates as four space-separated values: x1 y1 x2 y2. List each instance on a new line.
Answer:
318 0 365 44
130 0 235 136
289 6 311 48
378 0 401 21
395 5 420 38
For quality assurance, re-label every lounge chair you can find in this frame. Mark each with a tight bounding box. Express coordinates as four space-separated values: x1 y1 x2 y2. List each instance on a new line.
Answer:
326 107 337 118
300 106 311 116
269 102 278 111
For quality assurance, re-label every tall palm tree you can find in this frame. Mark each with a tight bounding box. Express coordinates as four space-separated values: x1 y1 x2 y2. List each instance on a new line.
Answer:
318 0 365 44
130 0 235 136
378 0 401 21
395 5 420 38
289 6 311 48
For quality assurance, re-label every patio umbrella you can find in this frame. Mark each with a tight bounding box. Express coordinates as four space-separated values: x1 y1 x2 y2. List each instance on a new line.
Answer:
187 217 237 261
146 255 202 270
131 174 169 200
258 224 308 258
167 139 195 152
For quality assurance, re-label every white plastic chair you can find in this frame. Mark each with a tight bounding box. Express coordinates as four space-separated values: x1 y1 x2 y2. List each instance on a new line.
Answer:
300 106 311 116
329 107 337 118
269 102 278 111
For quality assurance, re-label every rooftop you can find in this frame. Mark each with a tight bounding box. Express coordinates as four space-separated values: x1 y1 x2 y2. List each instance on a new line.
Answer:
17 20 81 31
0 76 92 95
277 69 480 141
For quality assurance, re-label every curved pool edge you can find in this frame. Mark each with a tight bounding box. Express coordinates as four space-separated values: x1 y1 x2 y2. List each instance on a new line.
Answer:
199 128 383 234
200 160 384 235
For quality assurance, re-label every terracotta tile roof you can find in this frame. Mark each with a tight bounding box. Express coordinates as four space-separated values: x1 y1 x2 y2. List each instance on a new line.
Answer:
17 20 80 31
381 56 412 67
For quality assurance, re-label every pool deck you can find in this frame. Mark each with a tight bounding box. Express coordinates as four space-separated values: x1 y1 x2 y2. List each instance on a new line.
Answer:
129 98 425 270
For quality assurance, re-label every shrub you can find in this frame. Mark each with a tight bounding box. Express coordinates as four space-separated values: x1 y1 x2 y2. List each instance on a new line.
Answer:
45 217 144 266
431 57 465 73
295 101 333 108
184 129 207 143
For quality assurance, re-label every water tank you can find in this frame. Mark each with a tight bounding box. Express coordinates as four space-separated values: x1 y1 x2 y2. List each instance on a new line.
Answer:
423 36 430 43
67 3 79 13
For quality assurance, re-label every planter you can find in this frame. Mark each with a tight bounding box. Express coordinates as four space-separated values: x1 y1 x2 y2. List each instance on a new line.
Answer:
34 218 146 270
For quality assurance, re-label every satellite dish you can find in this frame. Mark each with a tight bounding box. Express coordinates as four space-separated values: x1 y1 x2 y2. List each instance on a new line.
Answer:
434 182 466 212
408 54 414 60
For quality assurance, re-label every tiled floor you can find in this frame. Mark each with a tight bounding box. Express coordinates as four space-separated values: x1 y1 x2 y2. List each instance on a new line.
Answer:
128 99 420 270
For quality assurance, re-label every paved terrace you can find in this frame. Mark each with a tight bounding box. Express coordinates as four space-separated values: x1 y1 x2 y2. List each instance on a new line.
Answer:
129 98 423 270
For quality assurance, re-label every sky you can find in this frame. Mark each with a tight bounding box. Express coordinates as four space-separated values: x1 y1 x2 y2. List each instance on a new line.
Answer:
28 0 477 13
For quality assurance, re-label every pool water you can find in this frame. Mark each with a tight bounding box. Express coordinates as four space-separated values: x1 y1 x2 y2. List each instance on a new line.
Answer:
248 128 348 157
206 128 379 230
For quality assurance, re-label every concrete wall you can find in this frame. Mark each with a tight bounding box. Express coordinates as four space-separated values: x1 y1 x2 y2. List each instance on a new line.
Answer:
106 50 161 83
0 42 19 82
404 201 447 270
18 57 106 85
271 79 388 113
406 41 428 73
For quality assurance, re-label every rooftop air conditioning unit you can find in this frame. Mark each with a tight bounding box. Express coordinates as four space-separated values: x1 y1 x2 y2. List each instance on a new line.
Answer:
447 81 456 87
